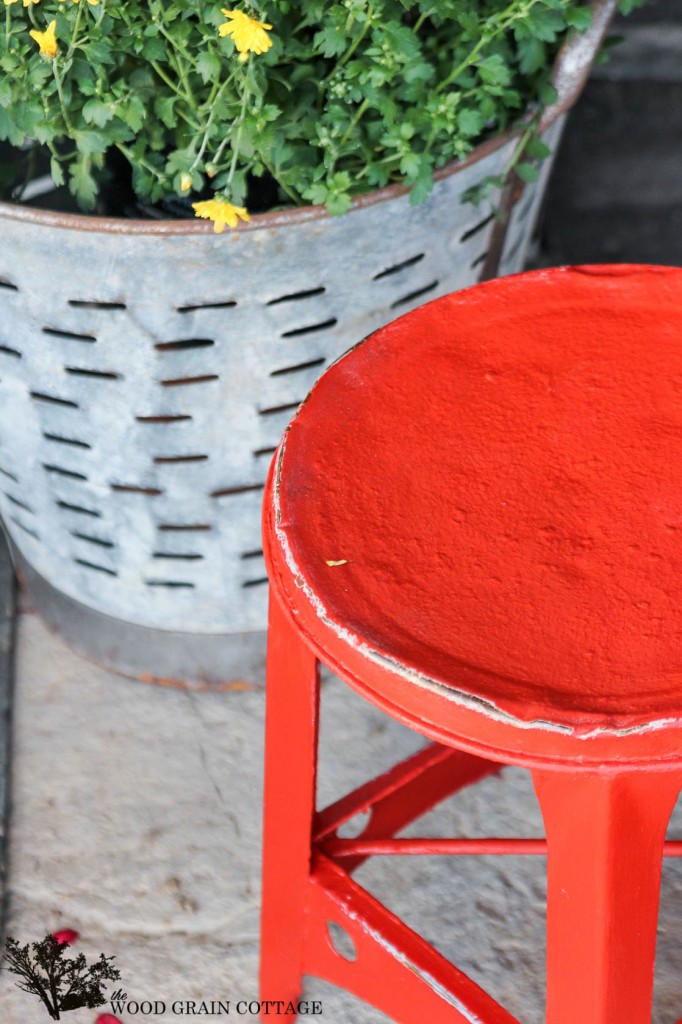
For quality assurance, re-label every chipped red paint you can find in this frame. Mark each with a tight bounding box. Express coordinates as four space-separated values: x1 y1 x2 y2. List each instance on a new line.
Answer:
261 265 682 1024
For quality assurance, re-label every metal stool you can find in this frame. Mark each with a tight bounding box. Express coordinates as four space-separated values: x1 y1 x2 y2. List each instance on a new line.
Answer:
260 265 682 1024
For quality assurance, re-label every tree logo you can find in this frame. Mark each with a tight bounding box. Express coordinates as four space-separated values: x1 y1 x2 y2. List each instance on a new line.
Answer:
1 933 121 1019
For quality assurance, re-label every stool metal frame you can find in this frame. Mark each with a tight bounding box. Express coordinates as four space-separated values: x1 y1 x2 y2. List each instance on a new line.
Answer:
260 266 682 1024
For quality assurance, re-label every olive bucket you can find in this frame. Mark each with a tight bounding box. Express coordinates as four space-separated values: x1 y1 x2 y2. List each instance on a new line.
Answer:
0 0 616 685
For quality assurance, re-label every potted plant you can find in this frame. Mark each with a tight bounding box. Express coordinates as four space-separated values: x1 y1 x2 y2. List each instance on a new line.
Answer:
0 0 637 685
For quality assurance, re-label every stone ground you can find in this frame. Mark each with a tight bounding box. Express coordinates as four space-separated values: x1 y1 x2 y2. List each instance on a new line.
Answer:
3 615 682 1024
2 2 682 1022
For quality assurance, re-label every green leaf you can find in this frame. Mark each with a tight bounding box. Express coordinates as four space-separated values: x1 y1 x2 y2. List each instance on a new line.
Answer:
303 181 328 206
119 95 146 133
383 22 421 61
565 7 594 31
524 136 552 161
517 36 546 75
154 95 177 129
82 98 114 128
14 104 43 137
515 161 539 183
0 56 20 74
50 156 65 188
538 81 558 107
196 50 221 84
477 54 512 88
0 107 23 147
325 191 353 216
27 62 52 89
399 152 420 178
525 8 566 43
462 174 504 208
313 24 346 58
165 146 195 175
142 38 167 62
69 157 97 210
408 155 434 205
32 122 54 144
73 129 108 154
457 108 483 139
618 0 646 13
84 40 116 66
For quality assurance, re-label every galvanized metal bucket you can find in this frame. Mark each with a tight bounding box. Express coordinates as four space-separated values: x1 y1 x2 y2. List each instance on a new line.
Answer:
0 1 616 684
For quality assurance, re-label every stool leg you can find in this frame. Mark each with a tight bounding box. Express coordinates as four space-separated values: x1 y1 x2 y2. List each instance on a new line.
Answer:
533 768 682 1024
260 592 320 1016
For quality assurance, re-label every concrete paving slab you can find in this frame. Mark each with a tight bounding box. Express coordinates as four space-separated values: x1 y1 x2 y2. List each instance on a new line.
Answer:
2 612 682 1023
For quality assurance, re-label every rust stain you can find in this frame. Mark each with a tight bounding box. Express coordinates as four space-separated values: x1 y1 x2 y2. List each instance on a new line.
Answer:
135 672 261 693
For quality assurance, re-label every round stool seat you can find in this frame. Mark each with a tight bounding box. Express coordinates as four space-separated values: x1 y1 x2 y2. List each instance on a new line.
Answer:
264 265 682 766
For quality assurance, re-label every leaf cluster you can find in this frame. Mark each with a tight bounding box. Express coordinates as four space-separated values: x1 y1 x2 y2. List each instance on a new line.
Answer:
0 0 646 214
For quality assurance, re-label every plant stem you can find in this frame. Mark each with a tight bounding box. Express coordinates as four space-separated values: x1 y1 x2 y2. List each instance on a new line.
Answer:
227 69 250 189
191 77 230 171
318 4 374 92
152 11 198 109
260 156 302 205
149 58 197 115
414 8 435 33
328 96 369 174
115 142 165 182
53 61 73 133
65 0 84 64
436 0 542 94
338 5 374 70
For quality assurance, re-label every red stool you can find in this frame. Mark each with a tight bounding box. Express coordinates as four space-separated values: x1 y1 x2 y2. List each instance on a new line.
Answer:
260 265 682 1024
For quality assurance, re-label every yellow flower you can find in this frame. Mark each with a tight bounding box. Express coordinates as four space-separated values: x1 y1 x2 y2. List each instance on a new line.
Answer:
29 20 58 58
56 0 100 5
2 1 19 6
192 197 251 233
180 173 193 193
219 9 272 60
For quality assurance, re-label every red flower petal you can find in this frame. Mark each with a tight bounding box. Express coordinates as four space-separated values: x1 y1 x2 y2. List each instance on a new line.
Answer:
52 928 79 945
96 1016 122 1024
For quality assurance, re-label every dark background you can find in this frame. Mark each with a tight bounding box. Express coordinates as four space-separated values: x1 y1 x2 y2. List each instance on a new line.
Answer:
539 0 681 266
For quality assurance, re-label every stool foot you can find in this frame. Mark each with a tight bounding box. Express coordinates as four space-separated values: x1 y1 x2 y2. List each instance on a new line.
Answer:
533 768 682 1024
260 593 320 1018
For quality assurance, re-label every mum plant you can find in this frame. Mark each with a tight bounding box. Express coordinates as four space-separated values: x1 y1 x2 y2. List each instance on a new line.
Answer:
0 0 643 230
